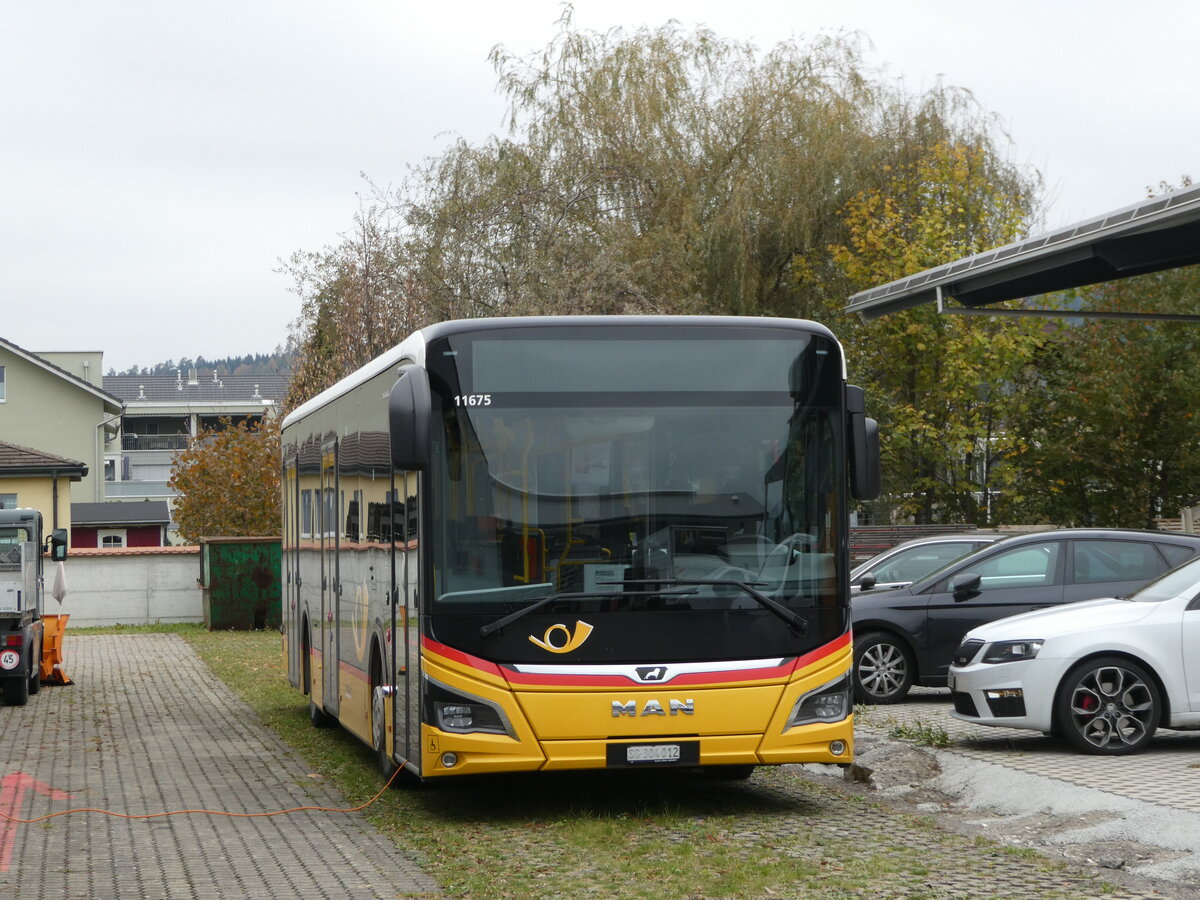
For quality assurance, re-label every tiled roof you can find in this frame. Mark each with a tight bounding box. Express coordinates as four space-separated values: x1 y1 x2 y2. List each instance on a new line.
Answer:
104 372 290 404
68 546 199 557
0 440 88 473
71 501 171 526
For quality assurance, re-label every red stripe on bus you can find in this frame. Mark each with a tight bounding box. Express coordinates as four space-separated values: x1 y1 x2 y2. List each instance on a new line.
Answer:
420 636 505 678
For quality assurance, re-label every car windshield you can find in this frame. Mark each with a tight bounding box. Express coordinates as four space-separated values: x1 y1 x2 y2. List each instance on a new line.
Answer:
1125 555 1200 603
866 542 983 585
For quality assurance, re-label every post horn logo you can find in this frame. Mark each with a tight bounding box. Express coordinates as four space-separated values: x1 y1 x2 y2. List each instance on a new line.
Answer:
528 620 594 654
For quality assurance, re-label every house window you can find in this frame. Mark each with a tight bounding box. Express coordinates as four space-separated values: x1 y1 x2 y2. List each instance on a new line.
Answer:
0 365 6 402
0 493 16 510
98 529 127 549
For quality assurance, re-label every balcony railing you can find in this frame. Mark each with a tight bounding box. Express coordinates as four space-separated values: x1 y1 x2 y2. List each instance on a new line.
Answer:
104 480 174 498
122 434 190 451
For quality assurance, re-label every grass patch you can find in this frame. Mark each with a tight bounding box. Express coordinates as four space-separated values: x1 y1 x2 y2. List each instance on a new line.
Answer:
887 719 952 748
54 626 1107 899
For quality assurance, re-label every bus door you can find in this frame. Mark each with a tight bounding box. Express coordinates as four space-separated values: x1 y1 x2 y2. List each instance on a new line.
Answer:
394 474 419 772
284 458 300 689
321 441 340 716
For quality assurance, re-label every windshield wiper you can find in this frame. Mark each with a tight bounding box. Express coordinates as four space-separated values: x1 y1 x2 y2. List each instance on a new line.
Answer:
479 587 695 638
480 579 808 638
621 578 808 634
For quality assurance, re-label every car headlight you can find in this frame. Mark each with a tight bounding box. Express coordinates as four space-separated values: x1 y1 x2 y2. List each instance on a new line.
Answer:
981 640 1044 664
786 674 851 729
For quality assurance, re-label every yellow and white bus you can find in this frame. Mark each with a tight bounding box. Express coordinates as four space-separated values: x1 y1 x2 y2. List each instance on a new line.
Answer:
281 316 879 781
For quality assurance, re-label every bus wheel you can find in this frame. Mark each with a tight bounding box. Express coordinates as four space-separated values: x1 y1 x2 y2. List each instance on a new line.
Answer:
372 684 398 781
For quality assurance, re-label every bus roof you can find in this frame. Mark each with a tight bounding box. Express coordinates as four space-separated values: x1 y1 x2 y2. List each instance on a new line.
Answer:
281 315 842 430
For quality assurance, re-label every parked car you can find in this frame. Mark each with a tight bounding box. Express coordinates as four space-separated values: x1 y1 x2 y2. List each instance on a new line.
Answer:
850 528 1200 704
851 533 1006 592
947 555 1200 754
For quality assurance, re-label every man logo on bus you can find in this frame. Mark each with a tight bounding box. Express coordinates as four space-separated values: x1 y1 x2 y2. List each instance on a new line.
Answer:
528 620 593 654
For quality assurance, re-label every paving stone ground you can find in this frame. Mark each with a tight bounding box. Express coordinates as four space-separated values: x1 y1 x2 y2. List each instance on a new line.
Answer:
0 634 438 899
3 638 1197 899
866 687 1200 814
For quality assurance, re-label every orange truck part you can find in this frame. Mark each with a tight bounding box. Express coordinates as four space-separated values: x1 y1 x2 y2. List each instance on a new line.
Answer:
40 613 72 685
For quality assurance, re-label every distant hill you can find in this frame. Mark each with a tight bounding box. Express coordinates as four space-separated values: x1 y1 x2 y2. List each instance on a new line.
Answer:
107 348 294 378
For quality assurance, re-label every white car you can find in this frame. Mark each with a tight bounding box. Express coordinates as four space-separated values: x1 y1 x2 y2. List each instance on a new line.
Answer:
947 556 1200 754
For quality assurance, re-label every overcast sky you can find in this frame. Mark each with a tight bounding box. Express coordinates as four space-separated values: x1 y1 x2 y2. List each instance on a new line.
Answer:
3 1 1195 373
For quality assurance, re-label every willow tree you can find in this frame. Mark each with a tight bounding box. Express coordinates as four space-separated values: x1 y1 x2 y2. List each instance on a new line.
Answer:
286 16 1042 477
392 20 1025 325
281 199 428 412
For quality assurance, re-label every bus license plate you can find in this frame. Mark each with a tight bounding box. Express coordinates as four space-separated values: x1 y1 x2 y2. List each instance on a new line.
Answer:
606 741 698 767
629 744 679 763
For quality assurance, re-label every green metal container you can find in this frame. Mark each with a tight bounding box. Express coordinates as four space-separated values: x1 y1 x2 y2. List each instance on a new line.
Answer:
199 537 281 630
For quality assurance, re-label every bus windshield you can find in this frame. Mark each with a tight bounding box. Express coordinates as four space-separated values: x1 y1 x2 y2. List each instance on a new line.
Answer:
423 324 846 661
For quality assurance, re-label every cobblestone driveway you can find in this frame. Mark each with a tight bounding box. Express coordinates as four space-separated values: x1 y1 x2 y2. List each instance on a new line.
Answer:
0 635 437 899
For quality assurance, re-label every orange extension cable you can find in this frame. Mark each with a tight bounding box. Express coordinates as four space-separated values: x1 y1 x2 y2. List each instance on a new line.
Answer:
0 763 406 825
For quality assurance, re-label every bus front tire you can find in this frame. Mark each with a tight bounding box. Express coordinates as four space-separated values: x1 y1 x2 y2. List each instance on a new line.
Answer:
372 685 399 782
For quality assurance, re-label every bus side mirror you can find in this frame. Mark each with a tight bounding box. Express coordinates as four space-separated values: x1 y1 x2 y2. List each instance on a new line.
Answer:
50 529 68 561
389 366 431 470
846 385 881 501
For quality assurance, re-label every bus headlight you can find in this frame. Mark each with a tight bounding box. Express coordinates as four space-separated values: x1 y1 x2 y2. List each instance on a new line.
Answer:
424 677 515 737
785 674 851 729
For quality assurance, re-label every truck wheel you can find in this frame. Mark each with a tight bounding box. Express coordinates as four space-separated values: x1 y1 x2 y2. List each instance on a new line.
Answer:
28 637 41 696
3 673 29 707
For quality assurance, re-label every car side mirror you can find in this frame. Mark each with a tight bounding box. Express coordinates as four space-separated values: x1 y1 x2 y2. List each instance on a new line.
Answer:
950 572 981 601
857 574 877 591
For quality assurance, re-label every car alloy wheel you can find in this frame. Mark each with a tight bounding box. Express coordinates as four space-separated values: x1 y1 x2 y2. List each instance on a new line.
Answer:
1058 657 1160 755
853 631 914 704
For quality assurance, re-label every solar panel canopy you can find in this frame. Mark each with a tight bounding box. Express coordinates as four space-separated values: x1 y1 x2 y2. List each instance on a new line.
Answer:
845 181 1200 320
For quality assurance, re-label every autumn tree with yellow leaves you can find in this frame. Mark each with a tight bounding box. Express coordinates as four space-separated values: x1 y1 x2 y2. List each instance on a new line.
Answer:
168 417 281 542
825 139 1044 524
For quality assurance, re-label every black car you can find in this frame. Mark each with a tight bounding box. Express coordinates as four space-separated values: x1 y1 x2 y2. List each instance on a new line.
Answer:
850 528 1200 704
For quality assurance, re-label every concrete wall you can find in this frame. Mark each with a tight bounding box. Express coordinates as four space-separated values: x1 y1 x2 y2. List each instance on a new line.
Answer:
52 548 203 627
